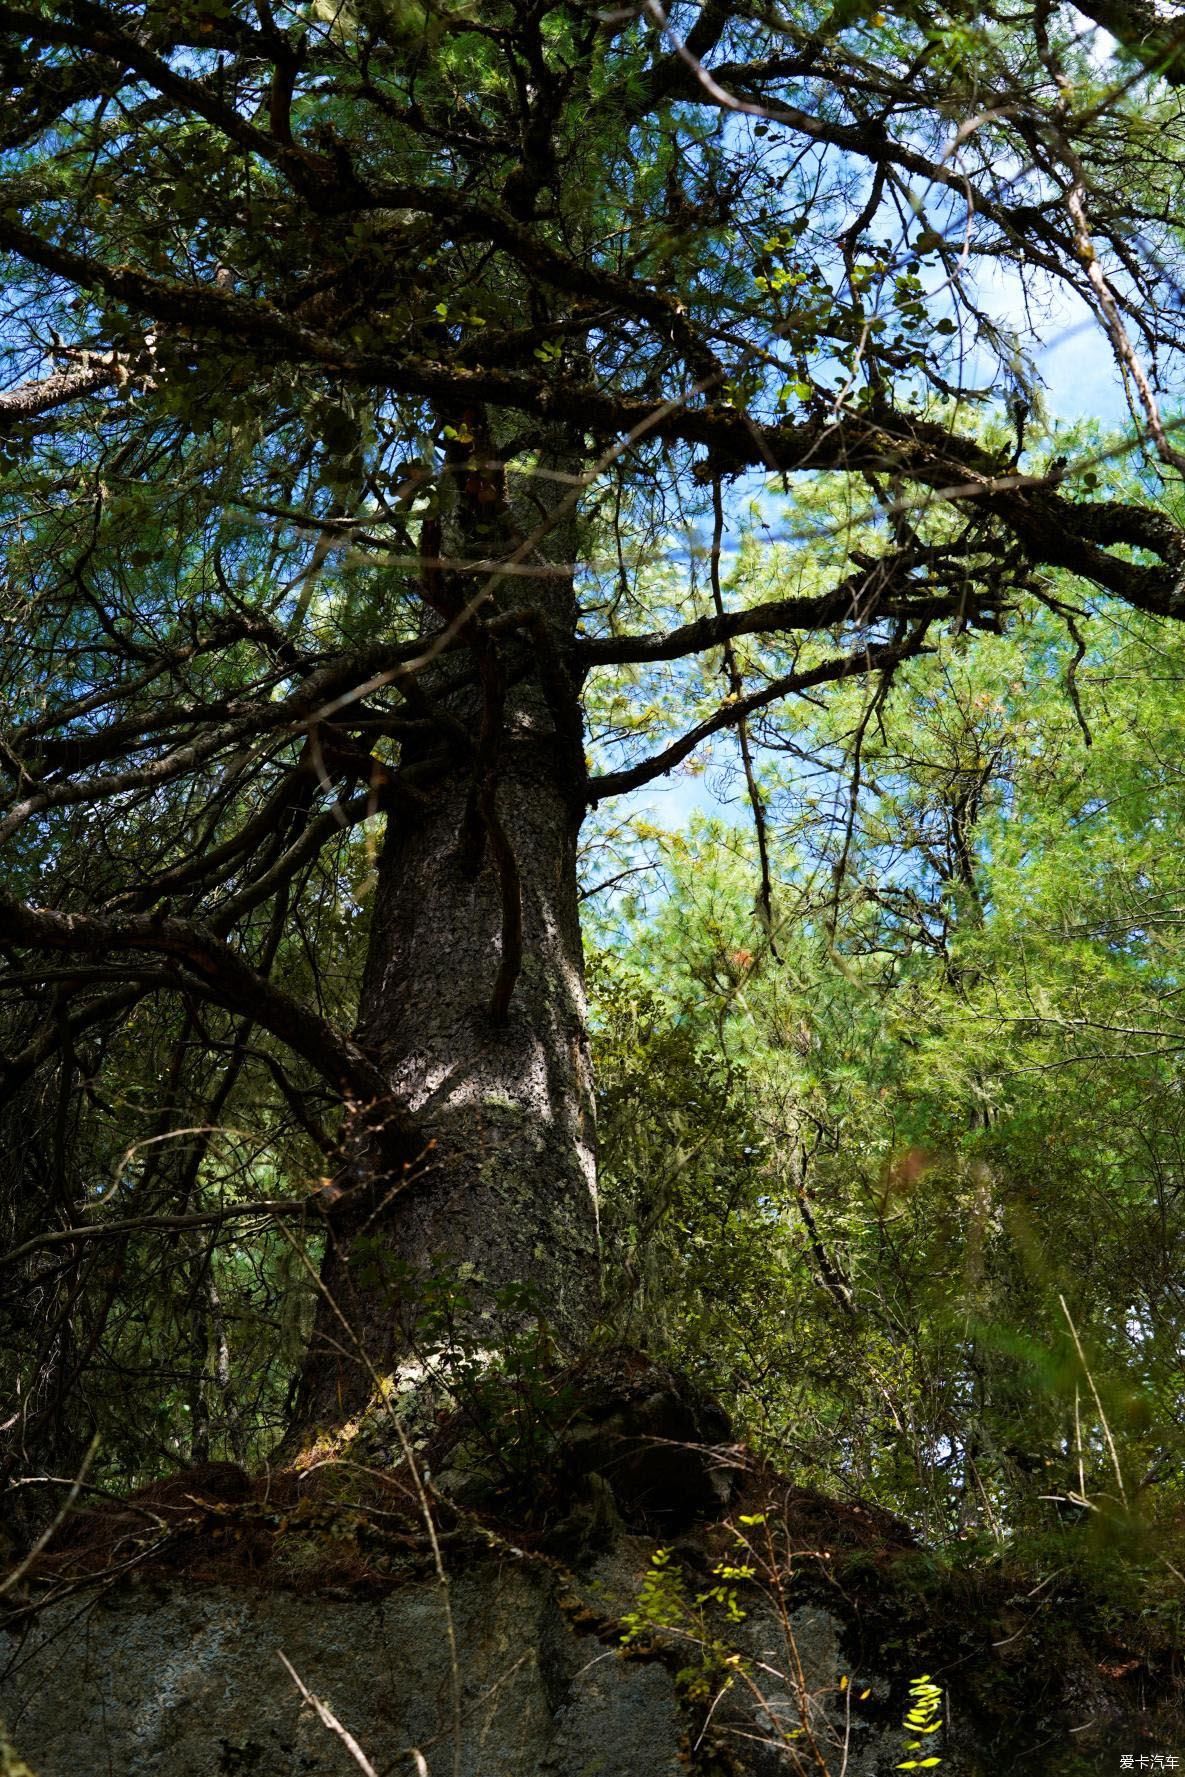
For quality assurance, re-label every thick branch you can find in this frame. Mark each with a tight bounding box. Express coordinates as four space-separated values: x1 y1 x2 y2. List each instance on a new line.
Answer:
0 893 387 1109
0 638 428 842
578 553 996 667
1073 0 1185 82
0 361 119 430
0 206 1177 597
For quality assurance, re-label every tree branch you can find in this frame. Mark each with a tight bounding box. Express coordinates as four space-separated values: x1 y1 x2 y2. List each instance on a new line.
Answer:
0 893 388 1110
1 205 1182 615
578 550 994 667
0 1199 326 1270
587 631 927 802
0 361 120 430
1072 0 1185 82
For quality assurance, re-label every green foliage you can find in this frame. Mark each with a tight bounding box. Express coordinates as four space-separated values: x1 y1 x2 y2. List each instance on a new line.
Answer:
589 552 1185 1563
3 8 1185 1667
620 1540 752 1710
620 1545 690 1646
897 1674 944 1769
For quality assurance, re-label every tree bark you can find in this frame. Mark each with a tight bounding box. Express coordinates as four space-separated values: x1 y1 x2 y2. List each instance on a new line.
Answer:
288 421 600 1435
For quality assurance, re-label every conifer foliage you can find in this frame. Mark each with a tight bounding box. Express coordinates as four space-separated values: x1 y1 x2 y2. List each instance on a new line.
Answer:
1 0 1185 1527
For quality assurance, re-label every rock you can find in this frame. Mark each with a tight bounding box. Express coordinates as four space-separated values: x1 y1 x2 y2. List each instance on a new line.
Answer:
3 1515 1174 1776
1 1562 685 1777
3 1397 1176 1774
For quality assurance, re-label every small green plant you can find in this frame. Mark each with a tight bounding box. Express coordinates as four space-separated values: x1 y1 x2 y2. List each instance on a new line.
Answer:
622 1520 855 1767
897 1673 944 1769
621 1533 754 1650
620 1546 690 1645
620 1545 750 1705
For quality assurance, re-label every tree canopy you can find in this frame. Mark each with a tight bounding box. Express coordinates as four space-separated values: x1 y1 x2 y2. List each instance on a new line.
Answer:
1 0 1185 1594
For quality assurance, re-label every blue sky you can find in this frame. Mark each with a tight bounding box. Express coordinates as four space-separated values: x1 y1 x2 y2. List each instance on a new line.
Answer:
605 4 1161 839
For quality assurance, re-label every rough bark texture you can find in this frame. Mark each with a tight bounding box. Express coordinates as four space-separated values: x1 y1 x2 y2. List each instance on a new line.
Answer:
291 424 599 1431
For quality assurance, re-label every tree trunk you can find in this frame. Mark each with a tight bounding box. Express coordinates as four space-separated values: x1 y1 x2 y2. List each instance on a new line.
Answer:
288 422 600 1435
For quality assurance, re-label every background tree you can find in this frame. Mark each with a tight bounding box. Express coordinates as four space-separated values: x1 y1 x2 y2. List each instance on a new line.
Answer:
2 0 1185 1503
590 584 1185 1548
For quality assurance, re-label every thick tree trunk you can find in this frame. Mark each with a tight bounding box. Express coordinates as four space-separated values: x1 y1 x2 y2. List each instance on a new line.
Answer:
288 424 599 1435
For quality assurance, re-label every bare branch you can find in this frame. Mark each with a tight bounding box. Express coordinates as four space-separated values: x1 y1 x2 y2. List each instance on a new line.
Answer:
0 1201 321 1270
588 632 928 803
